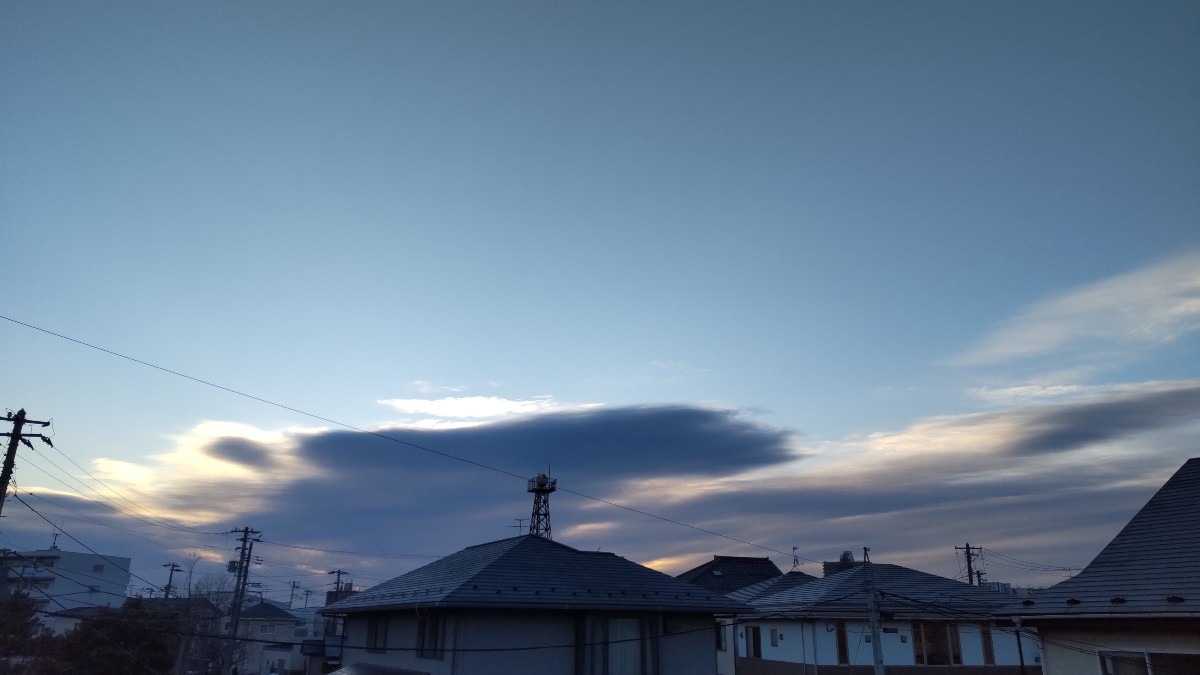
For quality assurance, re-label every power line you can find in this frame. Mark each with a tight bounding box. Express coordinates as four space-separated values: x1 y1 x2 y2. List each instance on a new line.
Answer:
39 424 224 536
11 492 166 596
0 313 811 562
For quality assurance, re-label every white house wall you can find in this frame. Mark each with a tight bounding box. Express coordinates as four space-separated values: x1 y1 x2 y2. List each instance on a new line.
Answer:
737 618 1041 668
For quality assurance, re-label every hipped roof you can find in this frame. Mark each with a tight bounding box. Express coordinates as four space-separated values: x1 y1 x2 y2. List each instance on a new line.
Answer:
323 535 746 615
743 563 1015 619
676 555 787 595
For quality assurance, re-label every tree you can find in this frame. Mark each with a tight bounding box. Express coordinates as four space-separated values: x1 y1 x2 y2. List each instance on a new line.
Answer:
0 591 38 659
32 599 178 675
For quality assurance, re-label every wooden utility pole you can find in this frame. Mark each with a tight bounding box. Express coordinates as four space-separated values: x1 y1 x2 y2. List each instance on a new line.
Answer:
0 409 52 519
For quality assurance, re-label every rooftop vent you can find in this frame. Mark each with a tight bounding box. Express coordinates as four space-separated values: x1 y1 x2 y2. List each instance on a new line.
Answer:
1167 595 1185 604
1066 598 1081 606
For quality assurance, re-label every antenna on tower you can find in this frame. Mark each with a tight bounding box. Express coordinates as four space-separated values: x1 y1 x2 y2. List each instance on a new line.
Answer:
527 472 557 539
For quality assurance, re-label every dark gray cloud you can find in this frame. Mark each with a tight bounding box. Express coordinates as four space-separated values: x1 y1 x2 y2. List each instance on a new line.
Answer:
242 405 798 561
1001 384 1200 457
296 404 796 478
204 436 276 469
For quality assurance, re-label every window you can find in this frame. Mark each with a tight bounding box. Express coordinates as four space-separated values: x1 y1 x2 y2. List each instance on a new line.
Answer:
980 624 995 665
417 613 443 659
92 564 104 573
746 625 762 658
836 621 849 665
769 628 779 648
259 624 276 635
589 616 657 675
913 622 961 665
1100 651 1200 675
366 615 388 653
714 623 727 652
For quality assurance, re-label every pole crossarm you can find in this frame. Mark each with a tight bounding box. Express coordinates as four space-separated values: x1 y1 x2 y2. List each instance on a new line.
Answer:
1 409 52 519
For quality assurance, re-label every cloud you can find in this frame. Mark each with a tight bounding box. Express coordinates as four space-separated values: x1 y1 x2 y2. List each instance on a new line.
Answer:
409 380 467 394
8 389 1196 595
204 437 276 469
955 251 1200 365
999 382 1200 457
377 395 571 419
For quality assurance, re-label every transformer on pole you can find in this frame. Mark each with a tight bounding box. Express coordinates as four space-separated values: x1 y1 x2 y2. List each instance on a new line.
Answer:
527 473 556 539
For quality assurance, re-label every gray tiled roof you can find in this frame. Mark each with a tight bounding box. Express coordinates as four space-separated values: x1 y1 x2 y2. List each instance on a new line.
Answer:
322 535 747 615
1013 457 1200 619
676 555 786 595
744 563 1015 619
240 601 301 621
726 570 818 604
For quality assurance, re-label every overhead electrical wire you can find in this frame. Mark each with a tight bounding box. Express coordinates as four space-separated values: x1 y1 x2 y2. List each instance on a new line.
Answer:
0 313 814 563
881 589 1197 675
11 493 167 596
40 421 225 536
980 547 1077 572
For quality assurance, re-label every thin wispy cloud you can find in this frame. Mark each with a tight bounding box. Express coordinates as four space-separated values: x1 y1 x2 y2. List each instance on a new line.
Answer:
378 395 570 419
955 251 1200 366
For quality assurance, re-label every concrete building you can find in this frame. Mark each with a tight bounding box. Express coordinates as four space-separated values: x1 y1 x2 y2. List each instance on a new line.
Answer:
1 547 131 633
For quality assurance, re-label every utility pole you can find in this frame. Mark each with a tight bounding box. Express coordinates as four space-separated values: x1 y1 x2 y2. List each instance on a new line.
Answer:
328 569 348 594
863 547 886 675
288 580 300 608
955 543 982 586
0 409 52 519
303 589 312 608
162 562 182 599
225 526 260 673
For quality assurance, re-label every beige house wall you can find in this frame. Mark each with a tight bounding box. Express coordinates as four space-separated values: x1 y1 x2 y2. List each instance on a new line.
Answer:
1033 619 1200 675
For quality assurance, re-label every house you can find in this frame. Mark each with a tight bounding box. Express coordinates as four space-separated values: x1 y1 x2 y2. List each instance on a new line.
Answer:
676 556 795 595
675 557 816 675
1010 457 1200 674
320 534 747 675
731 561 1040 674
238 601 306 675
1 547 131 632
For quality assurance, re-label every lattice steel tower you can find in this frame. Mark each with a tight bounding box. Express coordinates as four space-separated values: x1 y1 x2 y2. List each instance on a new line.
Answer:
527 472 557 539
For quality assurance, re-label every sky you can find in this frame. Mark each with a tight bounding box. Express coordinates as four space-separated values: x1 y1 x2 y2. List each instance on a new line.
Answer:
1 1 1198 605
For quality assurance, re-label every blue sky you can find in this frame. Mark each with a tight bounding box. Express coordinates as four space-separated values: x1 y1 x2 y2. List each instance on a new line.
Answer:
1 1 1198 601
